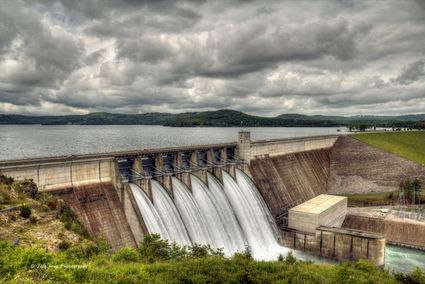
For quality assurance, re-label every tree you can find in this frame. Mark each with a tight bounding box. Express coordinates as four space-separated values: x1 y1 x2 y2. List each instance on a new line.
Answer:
399 178 422 205
412 178 422 205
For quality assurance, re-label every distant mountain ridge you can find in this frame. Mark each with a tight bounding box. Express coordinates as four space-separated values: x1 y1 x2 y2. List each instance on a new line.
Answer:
0 109 423 128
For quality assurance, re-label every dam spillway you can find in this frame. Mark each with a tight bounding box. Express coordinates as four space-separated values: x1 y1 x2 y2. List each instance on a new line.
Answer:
129 170 287 259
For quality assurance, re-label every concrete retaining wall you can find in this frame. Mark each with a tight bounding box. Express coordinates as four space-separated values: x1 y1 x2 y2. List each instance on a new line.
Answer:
281 226 385 266
0 158 113 191
343 214 425 250
238 132 339 161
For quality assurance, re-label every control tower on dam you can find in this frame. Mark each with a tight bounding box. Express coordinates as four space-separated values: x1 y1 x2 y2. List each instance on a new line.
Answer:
0 132 388 265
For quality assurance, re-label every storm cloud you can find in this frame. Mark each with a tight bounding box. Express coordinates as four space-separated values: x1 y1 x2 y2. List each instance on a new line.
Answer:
0 0 424 116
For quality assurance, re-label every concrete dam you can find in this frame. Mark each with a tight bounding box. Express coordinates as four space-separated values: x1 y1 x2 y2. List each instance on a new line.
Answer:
3 132 423 265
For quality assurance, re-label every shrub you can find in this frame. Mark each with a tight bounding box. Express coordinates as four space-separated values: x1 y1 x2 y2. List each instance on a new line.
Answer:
20 246 53 268
112 247 139 262
190 244 210 258
138 234 171 262
64 240 107 261
277 254 284 262
29 216 37 224
395 267 425 284
353 259 376 273
58 205 89 238
169 243 188 260
9 214 16 221
233 247 253 261
47 200 57 210
64 221 72 230
189 243 224 258
58 240 71 251
0 190 11 204
285 251 297 265
0 175 14 185
20 205 32 219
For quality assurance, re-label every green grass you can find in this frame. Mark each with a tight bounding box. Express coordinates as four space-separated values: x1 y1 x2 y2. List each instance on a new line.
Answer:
353 131 425 165
345 191 398 207
0 240 413 284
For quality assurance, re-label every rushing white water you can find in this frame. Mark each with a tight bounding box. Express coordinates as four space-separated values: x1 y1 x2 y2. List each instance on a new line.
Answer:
129 183 171 241
131 169 290 260
222 170 288 260
206 173 247 252
151 180 192 246
191 175 242 255
235 169 280 239
172 177 214 246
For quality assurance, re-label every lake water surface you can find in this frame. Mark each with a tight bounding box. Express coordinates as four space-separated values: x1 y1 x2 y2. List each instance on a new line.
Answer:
0 125 345 160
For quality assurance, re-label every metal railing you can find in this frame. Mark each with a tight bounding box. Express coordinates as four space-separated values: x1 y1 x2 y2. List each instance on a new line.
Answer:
118 157 247 182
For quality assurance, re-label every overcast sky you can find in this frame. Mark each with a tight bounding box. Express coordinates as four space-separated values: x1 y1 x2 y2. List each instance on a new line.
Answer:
0 0 424 116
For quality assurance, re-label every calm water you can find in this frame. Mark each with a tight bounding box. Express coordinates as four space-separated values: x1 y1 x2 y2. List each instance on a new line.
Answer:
0 125 346 160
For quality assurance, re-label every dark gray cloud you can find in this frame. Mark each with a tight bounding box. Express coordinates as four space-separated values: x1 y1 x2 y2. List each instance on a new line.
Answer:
394 60 425 85
0 0 424 116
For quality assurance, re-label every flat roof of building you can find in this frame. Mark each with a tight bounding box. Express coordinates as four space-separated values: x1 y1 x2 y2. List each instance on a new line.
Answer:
290 194 346 215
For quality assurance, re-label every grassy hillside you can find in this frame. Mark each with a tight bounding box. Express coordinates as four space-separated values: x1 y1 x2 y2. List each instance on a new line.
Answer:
353 131 425 165
0 175 97 252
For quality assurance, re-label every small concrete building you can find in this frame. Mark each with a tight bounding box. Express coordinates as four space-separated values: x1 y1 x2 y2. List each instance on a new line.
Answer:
288 194 347 234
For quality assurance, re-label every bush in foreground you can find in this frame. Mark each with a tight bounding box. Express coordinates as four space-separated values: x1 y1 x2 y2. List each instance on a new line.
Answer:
0 235 423 283
112 247 139 262
19 204 32 219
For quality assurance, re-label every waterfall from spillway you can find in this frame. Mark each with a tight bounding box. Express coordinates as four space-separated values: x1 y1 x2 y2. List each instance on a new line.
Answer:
191 174 245 255
151 180 192 247
206 173 247 253
129 183 171 241
172 177 214 246
222 170 288 260
130 170 290 260
235 169 281 239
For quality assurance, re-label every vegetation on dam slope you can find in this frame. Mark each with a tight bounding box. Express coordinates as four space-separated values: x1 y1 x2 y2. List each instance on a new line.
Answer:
1 234 424 284
353 131 425 165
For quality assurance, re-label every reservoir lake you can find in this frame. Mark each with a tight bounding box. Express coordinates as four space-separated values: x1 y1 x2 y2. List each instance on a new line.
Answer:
0 125 346 160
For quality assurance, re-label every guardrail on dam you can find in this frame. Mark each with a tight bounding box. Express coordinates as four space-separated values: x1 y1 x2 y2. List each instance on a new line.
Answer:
0 132 385 265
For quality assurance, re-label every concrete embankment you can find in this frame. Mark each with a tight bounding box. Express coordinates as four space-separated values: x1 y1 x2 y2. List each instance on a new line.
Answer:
280 226 385 266
343 213 425 251
328 136 425 194
250 148 332 217
58 183 136 249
